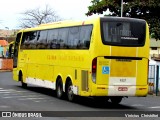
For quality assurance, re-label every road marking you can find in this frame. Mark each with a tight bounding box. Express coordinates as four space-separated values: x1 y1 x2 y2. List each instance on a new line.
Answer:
131 104 144 107
8 89 28 93
2 97 14 98
0 88 48 102
0 90 12 91
2 95 45 99
18 98 45 100
26 98 45 100
0 105 10 108
3 94 21 96
149 106 160 109
0 92 12 94
14 90 28 93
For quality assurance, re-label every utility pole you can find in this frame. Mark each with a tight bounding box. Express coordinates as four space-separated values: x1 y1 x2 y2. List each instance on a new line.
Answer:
156 65 159 96
5 27 9 42
121 0 123 17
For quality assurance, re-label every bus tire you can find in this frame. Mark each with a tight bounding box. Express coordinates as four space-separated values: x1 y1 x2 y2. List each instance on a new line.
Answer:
110 96 122 104
67 81 74 102
19 74 27 88
56 78 64 99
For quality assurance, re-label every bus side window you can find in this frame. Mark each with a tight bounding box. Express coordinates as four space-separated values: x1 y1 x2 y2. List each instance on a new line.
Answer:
21 33 29 49
28 31 37 49
47 29 59 49
58 28 69 49
68 27 80 49
79 25 93 49
37 30 48 49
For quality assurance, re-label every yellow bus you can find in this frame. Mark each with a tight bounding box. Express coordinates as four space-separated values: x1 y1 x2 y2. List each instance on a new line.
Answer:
12 17 149 104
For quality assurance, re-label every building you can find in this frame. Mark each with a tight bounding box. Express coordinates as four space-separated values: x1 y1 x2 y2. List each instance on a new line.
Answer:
150 38 160 60
149 38 160 93
0 29 18 43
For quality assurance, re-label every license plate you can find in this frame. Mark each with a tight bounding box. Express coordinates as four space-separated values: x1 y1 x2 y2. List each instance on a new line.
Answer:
118 87 128 91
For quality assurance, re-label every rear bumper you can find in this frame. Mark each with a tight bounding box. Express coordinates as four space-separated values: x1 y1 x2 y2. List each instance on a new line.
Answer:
90 84 148 97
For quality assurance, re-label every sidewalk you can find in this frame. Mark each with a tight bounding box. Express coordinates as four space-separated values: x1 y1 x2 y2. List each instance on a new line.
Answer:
148 92 160 96
0 69 12 72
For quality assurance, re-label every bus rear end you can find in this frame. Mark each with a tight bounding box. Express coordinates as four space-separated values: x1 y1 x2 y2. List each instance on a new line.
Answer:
91 17 149 103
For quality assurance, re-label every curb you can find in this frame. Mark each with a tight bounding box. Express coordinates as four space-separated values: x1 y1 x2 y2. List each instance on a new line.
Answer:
148 93 160 96
0 70 12 72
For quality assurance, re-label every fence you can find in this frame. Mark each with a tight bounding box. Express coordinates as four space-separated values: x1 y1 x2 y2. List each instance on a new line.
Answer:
0 58 13 71
148 65 160 96
0 44 13 71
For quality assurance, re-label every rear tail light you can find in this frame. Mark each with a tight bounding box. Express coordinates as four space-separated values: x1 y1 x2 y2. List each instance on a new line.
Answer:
92 58 97 83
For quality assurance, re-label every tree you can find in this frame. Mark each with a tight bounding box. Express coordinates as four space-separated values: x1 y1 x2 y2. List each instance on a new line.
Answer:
86 0 160 40
19 5 61 28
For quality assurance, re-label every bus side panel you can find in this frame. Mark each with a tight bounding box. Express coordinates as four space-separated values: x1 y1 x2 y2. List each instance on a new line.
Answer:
111 47 137 57
135 58 148 96
136 58 148 86
43 65 54 82
96 57 110 85
13 68 18 81
26 63 36 80
13 52 28 82
138 24 150 59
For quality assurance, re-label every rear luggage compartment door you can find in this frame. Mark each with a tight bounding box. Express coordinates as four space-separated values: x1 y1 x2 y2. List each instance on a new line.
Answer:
97 57 137 85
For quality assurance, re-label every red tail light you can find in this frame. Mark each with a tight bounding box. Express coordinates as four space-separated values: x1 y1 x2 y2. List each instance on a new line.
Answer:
92 58 97 83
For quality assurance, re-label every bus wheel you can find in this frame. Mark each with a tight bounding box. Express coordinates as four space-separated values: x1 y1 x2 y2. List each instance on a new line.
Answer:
67 81 74 101
110 97 122 104
19 75 27 88
56 79 63 99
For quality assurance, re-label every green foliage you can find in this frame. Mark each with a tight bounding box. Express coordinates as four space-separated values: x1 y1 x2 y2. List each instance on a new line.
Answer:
86 0 160 40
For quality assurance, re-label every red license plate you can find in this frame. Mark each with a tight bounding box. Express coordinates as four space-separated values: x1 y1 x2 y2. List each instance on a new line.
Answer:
118 87 128 91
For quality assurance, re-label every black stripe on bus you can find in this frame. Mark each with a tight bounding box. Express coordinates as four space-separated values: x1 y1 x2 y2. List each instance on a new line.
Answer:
104 56 142 60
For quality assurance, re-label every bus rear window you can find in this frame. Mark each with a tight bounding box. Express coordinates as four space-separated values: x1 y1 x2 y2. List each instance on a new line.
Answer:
101 19 146 46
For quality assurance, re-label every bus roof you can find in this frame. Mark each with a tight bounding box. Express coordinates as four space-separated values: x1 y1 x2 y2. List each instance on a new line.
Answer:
18 17 100 33
18 18 96 32
18 16 146 33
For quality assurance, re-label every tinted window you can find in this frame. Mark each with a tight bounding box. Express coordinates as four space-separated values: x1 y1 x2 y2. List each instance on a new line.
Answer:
68 27 80 49
101 18 146 46
21 31 37 49
58 28 69 49
79 25 92 49
13 33 22 67
37 30 48 49
47 29 59 49
29 31 37 41
21 32 29 49
20 25 93 49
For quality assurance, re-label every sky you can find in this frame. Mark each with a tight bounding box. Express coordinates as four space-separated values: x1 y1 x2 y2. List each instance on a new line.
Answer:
0 0 105 30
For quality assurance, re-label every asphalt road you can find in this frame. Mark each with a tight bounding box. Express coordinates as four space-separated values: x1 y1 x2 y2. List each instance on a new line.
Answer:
0 72 160 120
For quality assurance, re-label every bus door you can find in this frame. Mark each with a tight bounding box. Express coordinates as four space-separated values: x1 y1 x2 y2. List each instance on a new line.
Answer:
13 32 22 81
13 32 22 68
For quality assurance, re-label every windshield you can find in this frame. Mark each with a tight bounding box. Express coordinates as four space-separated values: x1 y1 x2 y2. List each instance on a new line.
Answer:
101 17 146 46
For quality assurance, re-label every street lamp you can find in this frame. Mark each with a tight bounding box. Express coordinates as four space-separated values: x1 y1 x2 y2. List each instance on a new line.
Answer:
121 0 123 17
5 27 9 42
